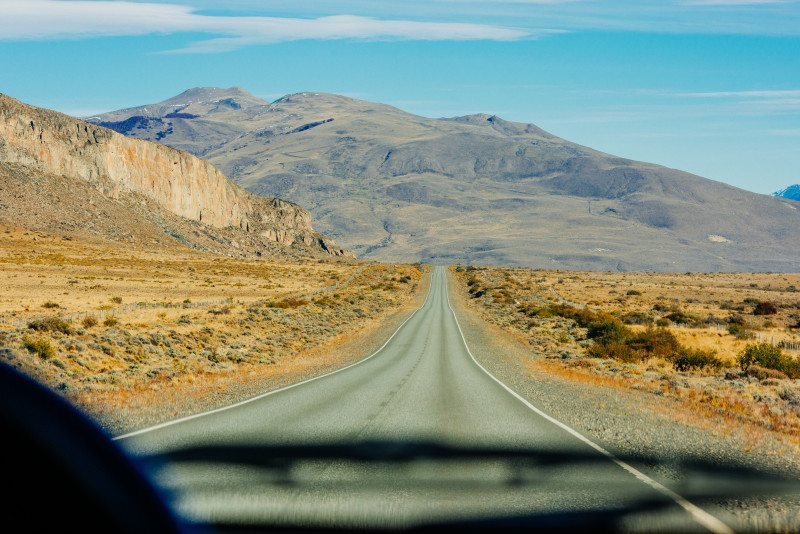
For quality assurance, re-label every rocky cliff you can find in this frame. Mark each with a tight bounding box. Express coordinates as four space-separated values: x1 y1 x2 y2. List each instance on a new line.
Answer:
0 93 349 256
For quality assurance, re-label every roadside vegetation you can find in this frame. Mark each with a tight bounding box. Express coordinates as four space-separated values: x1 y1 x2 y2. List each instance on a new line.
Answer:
453 266 800 437
0 226 424 425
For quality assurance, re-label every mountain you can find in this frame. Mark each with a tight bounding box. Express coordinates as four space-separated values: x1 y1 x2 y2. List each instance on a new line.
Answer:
0 93 350 258
774 185 800 202
89 87 800 271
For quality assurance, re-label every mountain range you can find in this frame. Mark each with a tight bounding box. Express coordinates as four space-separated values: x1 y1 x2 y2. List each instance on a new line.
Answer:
87 86 800 271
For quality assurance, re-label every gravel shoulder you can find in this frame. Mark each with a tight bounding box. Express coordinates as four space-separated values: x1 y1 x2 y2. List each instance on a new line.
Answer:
99 269 432 435
447 271 800 530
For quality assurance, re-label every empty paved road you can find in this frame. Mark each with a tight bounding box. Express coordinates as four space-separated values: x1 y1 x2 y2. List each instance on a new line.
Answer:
120 267 732 532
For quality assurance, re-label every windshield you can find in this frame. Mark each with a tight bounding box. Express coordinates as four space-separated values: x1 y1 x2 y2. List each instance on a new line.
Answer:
2 2 800 532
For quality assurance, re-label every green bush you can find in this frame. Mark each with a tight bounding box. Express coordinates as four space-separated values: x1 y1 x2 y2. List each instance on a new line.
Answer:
28 316 73 334
587 318 630 344
673 348 723 372
739 343 800 378
21 335 55 359
664 310 700 326
626 289 642 296
81 315 98 328
627 327 681 359
752 301 778 316
727 323 754 340
103 316 119 327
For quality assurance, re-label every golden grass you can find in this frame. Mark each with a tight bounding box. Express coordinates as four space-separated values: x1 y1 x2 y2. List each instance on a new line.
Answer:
0 224 424 420
452 265 800 440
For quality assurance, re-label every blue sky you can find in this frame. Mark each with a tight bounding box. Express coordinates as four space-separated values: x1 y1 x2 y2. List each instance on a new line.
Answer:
1 1 798 194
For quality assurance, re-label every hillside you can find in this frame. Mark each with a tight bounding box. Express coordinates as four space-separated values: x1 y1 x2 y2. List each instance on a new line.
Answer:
90 87 800 271
0 93 349 258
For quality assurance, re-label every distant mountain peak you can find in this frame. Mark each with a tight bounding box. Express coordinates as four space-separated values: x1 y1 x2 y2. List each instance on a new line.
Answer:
87 86 800 271
774 184 800 201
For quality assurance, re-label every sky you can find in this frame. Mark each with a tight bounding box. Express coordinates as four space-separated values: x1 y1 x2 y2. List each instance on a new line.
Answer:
1 1 798 194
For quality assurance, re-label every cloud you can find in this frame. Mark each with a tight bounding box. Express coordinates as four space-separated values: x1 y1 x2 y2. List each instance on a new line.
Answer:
671 89 800 113
678 90 800 98
0 1 536 52
683 0 789 5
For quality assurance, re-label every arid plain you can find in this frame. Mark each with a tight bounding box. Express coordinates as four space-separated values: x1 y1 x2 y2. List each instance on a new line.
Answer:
453 266 800 444
0 225 424 431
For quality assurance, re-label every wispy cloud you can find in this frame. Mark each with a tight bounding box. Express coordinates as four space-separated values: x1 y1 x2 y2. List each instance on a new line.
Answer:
0 1 537 52
674 89 800 112
683 0 789 5
678 90 800 98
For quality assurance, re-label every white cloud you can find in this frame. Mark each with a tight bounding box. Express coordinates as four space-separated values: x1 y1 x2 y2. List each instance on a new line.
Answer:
0 1 536 52
678 90 800 98
673 89 800 113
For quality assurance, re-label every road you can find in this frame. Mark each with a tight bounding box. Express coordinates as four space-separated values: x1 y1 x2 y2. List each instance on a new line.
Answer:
120 267 733 532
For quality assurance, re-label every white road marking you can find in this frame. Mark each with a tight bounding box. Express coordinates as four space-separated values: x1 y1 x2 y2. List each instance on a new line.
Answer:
442 267 734 534
114 271 434 441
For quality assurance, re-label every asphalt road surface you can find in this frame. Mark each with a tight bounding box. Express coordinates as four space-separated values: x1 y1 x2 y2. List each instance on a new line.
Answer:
119 267 735 532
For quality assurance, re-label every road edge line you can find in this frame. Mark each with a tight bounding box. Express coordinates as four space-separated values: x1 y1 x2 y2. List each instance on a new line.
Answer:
442 267 733 534
113 269 435 441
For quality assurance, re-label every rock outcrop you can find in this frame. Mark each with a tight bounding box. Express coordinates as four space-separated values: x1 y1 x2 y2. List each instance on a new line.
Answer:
0 93 349 256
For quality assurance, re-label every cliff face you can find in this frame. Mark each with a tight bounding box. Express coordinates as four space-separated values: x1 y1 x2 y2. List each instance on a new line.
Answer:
0 94 349 256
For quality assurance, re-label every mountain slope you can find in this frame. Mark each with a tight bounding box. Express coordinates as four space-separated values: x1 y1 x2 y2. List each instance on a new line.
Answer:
775 185 800 202
0 93 349 257
89 88 800 271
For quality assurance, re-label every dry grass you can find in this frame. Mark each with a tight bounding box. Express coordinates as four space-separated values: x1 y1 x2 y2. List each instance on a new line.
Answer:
452 266 800 439
0 224 424 421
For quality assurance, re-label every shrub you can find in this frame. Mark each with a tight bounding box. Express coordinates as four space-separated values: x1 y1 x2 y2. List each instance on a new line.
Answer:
28 316 73 334
673 348 723 372
664 310 700 326
739 343 800 378
727 314 747 325
266 297 308 309
587 318 630 344
655 318 670 327
727 323 754 340
588 341 637 362
110 296 123 304
746 365 788 381
103 316 119 327
626 289 642 296
627 327 681 359
621 311 653 325
752 301 778 316
41 301 60 309
21 335 55 359
549 304 602 327
81 315 98 328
